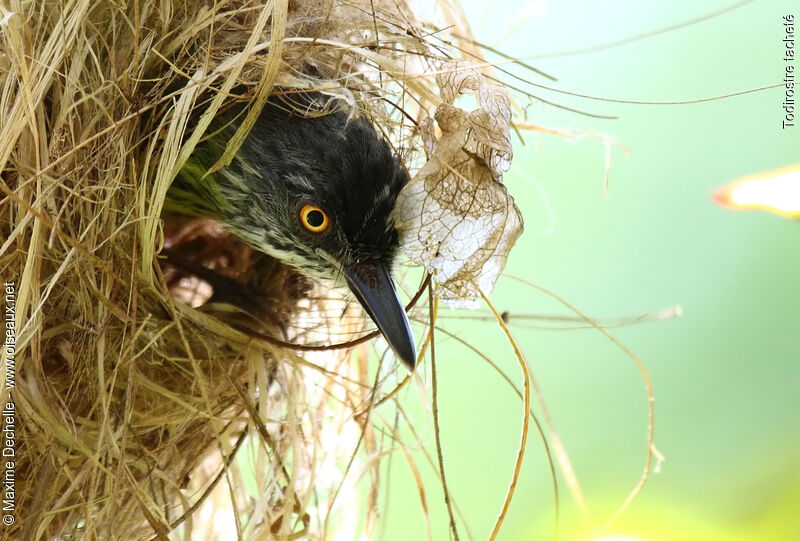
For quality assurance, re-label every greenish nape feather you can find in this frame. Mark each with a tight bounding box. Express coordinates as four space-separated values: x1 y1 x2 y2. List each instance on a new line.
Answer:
165 137 231 219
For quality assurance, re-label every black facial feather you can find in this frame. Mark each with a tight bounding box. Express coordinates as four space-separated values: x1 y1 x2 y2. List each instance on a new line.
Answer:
171 90 419 369
203 92 409 279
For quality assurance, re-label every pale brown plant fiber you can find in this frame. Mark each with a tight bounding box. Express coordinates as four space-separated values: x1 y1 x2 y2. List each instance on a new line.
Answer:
0 0 521 538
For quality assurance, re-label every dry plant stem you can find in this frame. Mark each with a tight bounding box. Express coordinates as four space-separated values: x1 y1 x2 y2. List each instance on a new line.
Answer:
322 351 386 537
524 0 754 60
427 18 602 125
506 275 662 530
368 412 434 541
229 381 291 483
161 428 250 535
356 345 380 539
356 305 434 418
433 305 682 329
480 288 532 541
446 33 557 81
441 16 777 109
481 74 617 119
208 0 288 176
241 273 432 353
423 32 616 120
514 77 783 106
387 403 477 541
431 305 590 518
353 284 440 421
355 275 440 417
429 287 460 541
425 322 561 534
0 180 115 277
514 123 628 196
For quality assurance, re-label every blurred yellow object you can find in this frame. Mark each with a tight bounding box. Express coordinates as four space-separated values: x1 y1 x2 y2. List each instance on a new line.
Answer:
713 164 800 218
590 537 646 541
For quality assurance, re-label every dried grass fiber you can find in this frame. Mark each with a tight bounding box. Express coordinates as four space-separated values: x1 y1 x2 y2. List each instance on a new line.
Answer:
0 0 472 538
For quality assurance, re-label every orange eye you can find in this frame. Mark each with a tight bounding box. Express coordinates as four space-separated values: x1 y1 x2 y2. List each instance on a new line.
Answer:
299 204 329 233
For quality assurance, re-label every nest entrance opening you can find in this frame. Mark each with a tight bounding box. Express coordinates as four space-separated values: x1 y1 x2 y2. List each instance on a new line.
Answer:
160 214 312 336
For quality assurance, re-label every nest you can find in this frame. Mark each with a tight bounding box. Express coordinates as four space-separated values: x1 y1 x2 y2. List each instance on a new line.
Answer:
0 0 521 538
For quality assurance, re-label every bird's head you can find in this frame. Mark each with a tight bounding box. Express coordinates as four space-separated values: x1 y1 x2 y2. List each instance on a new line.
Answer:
179 93 417 368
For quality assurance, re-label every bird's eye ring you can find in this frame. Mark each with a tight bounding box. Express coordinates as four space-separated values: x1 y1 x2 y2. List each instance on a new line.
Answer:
299 204 329 233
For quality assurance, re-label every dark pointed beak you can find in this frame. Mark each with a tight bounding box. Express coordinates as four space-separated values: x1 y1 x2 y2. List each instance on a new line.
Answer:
342 262 417 370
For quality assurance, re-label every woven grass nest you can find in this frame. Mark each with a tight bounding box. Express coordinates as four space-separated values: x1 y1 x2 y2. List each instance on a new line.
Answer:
0 0 524 538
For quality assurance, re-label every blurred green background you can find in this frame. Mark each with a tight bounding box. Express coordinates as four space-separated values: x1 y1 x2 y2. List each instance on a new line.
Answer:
380 1 800 540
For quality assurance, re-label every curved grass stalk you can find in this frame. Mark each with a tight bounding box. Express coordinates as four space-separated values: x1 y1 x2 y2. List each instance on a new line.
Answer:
506 274 663 530
480 289 531 541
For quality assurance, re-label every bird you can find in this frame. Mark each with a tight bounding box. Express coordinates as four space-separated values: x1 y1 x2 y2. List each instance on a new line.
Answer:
166 89 418 369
